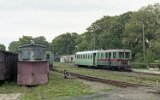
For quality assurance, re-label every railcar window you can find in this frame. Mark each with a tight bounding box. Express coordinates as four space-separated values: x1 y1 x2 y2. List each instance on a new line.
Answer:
119 52 124 58
105 53 108 58
91 55 92 59
109 52 111 58
101 53 103 58
125 52 130 58
88 55 89 59
97 53 99 58
113 52 116 58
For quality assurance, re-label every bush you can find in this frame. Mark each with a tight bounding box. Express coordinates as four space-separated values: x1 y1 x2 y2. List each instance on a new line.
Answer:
155 60 160 69
131 63 148 69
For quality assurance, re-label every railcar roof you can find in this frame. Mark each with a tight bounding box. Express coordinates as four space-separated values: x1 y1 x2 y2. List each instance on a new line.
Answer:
75 49 131 54
19 44 46 48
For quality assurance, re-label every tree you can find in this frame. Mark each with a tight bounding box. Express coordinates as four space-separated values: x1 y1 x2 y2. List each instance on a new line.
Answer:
34 36 49 49
0 43 6 51
8 41 19 53
19 36 33 46
51 32 79 55
123 3 160 61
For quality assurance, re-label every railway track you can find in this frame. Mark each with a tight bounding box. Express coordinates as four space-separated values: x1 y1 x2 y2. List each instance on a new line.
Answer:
52 69 150 88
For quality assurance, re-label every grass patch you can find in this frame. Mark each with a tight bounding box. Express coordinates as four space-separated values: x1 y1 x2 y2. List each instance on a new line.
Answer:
0 72 93 100
54 62 160 86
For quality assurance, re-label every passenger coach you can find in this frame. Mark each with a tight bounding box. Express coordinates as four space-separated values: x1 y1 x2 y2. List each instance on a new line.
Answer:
75 49 132 70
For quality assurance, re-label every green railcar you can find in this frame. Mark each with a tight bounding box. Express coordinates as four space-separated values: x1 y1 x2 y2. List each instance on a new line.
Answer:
75 49 132 70
75 51 98 67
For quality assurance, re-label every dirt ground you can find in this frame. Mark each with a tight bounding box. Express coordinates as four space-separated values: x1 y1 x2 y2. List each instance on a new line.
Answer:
0 93 21 100
64 79 160 100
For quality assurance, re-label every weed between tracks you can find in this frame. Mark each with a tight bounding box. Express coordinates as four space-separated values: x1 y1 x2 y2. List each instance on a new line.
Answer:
54 62 160 86
0 72 93 100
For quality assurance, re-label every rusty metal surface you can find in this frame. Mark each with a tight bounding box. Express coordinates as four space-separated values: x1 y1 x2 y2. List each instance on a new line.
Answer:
17 61 49 85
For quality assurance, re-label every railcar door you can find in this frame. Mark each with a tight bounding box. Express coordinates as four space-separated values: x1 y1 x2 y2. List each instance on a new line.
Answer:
108 52 111 67
93 53 96 66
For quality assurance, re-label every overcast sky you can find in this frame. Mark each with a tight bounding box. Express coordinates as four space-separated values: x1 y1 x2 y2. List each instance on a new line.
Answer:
0 0 159 48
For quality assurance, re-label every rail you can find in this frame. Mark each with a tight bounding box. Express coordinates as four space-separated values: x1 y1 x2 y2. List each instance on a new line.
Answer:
52 69 149 88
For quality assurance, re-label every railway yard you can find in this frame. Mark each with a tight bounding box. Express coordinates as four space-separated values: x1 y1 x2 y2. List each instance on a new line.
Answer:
0 62 160 100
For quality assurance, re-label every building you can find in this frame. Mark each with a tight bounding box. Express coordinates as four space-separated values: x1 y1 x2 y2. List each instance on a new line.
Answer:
60 55 75 63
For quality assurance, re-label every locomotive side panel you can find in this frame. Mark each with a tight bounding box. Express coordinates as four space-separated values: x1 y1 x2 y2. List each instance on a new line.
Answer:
17 61 49 85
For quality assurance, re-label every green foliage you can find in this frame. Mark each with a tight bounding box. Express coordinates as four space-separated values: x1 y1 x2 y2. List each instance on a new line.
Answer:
131 63 148 69
51 32 79 55
19 36 33 46
8 36 50 53
123 3 160 60
8 41 19 53
146 48 154 63
34 36 49 48
0 43 6 51
0 72 93 100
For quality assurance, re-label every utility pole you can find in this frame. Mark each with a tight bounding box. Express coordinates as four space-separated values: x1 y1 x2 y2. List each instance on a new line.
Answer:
94 33 96 50
142 23 146 64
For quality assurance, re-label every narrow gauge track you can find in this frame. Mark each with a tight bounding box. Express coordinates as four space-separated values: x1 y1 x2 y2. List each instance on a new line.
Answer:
74 66 160 81
52 69 150 88
76 65 160 77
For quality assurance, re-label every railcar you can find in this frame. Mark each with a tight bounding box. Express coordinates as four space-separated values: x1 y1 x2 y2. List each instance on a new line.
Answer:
17 43 49 85
0 50 18 81
75 49 132 70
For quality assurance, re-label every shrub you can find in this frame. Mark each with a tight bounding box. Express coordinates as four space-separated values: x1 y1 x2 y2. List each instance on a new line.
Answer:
131 63 148 69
